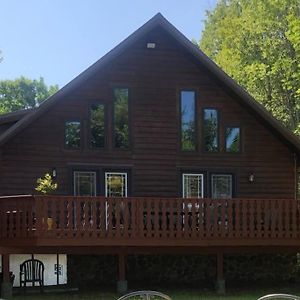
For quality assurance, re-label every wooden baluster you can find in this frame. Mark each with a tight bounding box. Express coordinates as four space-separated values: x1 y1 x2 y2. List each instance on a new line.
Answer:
28 198 34 238
285 199 289 237
204 199 211 238
197 198 203 239
145 199 151 238
15 199 21 239
241 199 247 238
161 199 167 239
191 199 197 239
130 198 136 239
154 199 159 239
220 199 226 238
100 198 106 238
115 198 121 238
277 199 283 238
249 199 255 238
291 199 297 238
256 200 262 238
123 198 129 238
227 199 233 238
172 199 177 239
59 197 65 238
213 199 218 238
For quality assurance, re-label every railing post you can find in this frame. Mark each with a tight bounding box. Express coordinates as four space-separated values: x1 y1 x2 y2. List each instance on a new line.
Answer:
1 253 12 299
216 252 225 295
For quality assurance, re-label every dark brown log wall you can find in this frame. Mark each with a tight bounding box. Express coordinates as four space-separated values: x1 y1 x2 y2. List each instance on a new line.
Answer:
0 27 296 198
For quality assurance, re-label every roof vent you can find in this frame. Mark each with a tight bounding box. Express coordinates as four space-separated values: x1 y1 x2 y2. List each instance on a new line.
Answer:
147 42 156 49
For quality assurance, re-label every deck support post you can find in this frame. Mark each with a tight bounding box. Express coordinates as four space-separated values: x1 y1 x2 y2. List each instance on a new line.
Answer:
1 254 12 299
215 252 225 295
117 253 127 294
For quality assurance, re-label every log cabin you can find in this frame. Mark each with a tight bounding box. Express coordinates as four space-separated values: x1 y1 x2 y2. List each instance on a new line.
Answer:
1 13 300 297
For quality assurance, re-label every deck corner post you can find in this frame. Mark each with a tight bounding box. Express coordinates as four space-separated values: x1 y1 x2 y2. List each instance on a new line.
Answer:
1 254 13 299
117 253 127 294
215 252 225 295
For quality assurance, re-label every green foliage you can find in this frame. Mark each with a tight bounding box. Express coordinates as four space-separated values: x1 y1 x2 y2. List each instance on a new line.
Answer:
200 0 300 134
35 173 58 195
0 76 58 114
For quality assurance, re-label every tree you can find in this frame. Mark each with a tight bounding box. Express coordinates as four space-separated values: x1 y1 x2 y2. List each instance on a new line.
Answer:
199 0 300 134
0 77 58 114
35 173 58 194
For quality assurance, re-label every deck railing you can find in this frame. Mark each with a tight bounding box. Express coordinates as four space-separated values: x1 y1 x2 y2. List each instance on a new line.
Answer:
0 195 299 245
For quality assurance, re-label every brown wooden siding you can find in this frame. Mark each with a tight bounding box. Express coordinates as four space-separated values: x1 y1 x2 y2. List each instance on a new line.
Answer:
0 27 295 198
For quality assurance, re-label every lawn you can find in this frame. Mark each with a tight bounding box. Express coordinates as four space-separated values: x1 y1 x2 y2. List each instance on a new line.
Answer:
11 286 300 300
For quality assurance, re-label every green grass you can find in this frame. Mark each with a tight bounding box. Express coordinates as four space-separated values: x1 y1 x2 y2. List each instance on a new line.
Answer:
11 286 300 300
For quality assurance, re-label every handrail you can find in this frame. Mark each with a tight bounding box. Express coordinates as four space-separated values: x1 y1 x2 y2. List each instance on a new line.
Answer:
0 196 299 245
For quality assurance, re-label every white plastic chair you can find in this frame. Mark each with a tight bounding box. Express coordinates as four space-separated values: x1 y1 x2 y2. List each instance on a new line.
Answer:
257 294 300 300
116 290 172 300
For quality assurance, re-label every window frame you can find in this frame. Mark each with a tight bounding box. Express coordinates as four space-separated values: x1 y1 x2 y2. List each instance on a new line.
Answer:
202 108 220 153
210 173 234 199
73 171 97 196
179 90 197 152
64 120 82 150
105 172 128 197
224 126 242 154
112 87 131 150
182 173 204 198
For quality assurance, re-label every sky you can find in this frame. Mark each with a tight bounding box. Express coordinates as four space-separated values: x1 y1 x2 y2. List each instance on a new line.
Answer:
0 0 217 88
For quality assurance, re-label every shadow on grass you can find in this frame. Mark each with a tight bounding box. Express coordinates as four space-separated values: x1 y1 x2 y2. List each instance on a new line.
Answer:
12 284 300 300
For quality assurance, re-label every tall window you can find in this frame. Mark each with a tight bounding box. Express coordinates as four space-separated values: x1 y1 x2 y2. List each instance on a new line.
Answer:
203 109 218 152
65 121 81 149
226 127 240 152
182 174 204 198
90 104 105 148
105 172 128 197
74 171 96 196
114 88 129 149
181 91 196 151
211 174 232 199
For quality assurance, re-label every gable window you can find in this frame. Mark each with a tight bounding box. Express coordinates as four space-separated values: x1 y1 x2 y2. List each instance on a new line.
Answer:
211 174 232 199
65 121 81 149
203 109 219 152
114 88 129 149
74 171 96 196
226 127 240 152
90 104 105 148
181 91 196 151
105 172 128 197
182 173 204 198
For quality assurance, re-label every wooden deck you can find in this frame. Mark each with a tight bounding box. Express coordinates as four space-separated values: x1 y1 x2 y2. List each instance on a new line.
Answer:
0 195 300 250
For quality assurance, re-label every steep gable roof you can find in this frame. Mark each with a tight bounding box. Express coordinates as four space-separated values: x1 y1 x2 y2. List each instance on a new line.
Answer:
0 108 35 125
0 13 300 155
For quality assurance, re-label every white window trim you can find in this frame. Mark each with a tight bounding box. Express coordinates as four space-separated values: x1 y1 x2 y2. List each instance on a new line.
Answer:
211 174 233 199
73 171 97 196
105 172 128 197
182 173 204 198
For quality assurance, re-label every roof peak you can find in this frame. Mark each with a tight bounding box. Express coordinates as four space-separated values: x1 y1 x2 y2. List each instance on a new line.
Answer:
0 14 299 154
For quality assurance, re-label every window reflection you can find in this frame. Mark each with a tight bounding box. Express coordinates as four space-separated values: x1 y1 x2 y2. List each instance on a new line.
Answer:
203 109 218 152
114 88 129 149
90 104 105 148
181 91 196 151
211 174 232 199
65 121 81 149
226 127 240 152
